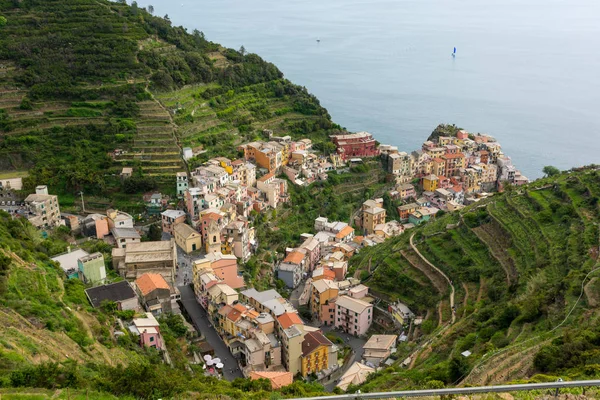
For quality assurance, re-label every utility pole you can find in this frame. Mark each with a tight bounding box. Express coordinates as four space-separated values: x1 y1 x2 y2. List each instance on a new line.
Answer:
79 191 86 213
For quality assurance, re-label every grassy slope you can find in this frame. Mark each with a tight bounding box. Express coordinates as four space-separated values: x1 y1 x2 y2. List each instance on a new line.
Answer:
0 212 330 399
0 0 336 207
349 168 600 391
0 212 146 377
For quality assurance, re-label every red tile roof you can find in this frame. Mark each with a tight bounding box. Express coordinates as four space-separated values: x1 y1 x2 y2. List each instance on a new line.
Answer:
202 212 222 221
284 251 305 265
249 371 293 389
277 312 303 329
258 172 275 182
442 153 465 159
135 273 170 296
336 225 354 239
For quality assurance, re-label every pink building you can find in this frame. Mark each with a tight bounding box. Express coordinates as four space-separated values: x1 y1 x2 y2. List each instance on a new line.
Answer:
200 212 224 242
348 284 369 299
456 130 469 140
132 312 165 351
300 237 321 271
320 299 337 326
335 295 373 337
194 252 245 289
95 217 109 239
161 209 186 234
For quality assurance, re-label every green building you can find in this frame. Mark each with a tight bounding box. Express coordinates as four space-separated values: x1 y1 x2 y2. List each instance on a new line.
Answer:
78 252 107 285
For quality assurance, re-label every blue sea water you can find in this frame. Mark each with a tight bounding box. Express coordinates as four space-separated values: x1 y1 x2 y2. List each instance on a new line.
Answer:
136 0 600 179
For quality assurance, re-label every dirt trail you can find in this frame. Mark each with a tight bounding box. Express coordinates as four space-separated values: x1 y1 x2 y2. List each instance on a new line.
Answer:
584 277 599 307
410 233 456 323
462 282 469 318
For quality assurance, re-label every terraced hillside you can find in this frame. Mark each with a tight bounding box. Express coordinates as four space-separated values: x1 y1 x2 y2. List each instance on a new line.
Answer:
0 0 336 200
349 167 600 391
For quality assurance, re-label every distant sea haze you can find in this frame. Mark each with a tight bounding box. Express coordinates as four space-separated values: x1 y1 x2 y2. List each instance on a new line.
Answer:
138 0 600 179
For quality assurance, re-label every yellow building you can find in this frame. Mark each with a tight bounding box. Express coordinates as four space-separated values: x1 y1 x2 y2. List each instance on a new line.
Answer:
432 158 446 177
422 174 439 192
301 331 333 377
173 223 202 254
310 280 339 324
217 158 234 175
281 325 305 375
361 199 386 235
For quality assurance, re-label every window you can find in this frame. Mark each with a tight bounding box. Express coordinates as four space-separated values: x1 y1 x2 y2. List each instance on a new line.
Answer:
150 336 155 342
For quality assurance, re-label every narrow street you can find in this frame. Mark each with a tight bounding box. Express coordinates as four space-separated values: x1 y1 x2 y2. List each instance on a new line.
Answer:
178 285 243 381
319 325 367 391
289 278 306 309
162 231 203 287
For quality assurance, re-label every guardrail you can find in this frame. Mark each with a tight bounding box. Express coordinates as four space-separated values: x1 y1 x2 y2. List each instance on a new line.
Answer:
292 380 600 400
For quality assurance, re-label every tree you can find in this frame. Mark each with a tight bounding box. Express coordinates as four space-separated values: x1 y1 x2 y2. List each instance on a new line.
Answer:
146 224 162 241
543 165 560 177
239 45 246 56
131 1 138 15
147 5 154 14
0 16 7 28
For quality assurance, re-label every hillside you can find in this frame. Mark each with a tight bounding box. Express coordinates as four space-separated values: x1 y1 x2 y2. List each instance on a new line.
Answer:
349 167 600 391
0 0 337 205
0 211 331 398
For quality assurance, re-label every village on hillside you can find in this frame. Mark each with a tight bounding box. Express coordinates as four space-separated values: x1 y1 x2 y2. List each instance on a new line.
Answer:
0 126 528 391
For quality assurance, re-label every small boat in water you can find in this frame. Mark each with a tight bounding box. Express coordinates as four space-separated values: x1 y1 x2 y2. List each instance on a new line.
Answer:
452 47 456 57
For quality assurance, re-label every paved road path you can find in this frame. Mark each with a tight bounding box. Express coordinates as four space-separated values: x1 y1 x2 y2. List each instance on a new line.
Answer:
320 326 367 391
289 278 306 309
162 231 203 287
178 285 243 381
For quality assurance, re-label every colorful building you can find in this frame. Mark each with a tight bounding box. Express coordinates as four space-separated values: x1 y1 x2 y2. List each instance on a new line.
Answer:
334 295 373 336
173 223 202 254
301 331 334 377
330 132 379 160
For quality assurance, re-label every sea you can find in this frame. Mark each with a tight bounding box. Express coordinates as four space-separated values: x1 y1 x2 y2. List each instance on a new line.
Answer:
135 0 600 179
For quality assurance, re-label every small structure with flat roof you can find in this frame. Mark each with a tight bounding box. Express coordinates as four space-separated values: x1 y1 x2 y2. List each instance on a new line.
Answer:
85 281 139 310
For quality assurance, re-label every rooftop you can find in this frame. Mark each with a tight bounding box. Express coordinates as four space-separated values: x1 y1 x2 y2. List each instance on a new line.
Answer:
135 273 171 296
85 281 137 308
302 331 333 357
337 362 375 391
277 312 304 330
173 223 199 239
336 225 354 239
111 227 140 239
161 209 186 219
363 335 398 350
312 279 338 294
249 371 293 389
283 251 305 265
241 288 282 305
336 295 372 314
257 172 275 182
51 249 90 273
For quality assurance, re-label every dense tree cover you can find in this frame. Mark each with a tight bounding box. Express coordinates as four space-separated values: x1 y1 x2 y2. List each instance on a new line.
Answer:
0 0 337 200
4 359 327 399
543 165 561 177
427 123 462 141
